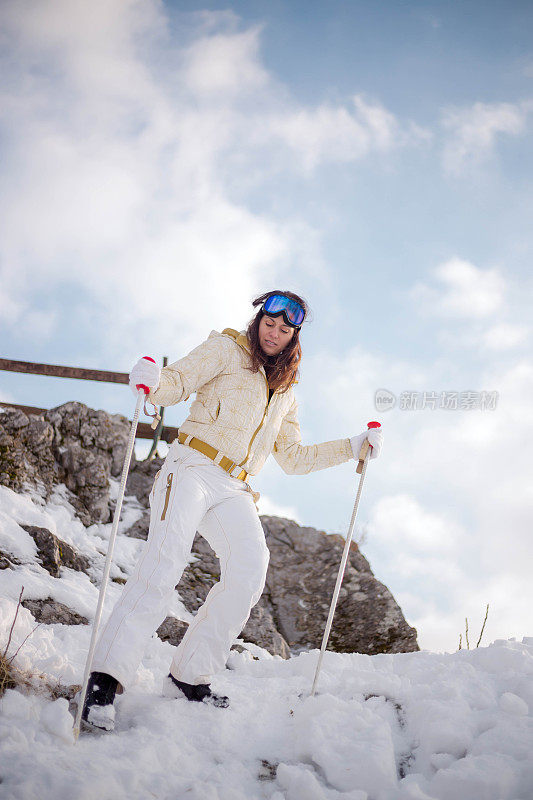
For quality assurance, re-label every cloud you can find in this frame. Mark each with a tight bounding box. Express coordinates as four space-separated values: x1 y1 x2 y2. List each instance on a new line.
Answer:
0 286 24 327
412 258 506 320
0 1 423 363
256 493 302 524
367 483 533 652
0 284 56 340
262 94 431 173
410 258 530 354
302 316 533 651
368 493 461 555
441 100 530 175
482 322 529 350
181 24 269 97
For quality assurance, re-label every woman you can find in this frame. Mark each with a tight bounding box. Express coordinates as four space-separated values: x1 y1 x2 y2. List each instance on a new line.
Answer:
81 290 383 731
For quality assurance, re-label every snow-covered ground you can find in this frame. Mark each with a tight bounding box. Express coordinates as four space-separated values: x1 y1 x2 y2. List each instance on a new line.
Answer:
1 484 532 800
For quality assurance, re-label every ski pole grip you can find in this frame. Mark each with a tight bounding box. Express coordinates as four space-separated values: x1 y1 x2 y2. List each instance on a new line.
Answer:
356 421 381 474
135 356 156 396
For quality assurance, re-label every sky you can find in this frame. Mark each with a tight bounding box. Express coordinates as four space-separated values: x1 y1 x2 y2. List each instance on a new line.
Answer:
0 0 532 653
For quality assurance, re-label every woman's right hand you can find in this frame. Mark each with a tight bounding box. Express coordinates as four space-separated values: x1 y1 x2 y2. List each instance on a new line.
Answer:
129 357 161 397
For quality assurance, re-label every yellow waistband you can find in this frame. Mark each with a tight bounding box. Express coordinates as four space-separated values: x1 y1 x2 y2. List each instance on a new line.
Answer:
177 432 248 481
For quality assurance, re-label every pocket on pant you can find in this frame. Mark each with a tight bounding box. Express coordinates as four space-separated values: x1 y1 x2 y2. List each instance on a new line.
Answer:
149 469 162 507
160 471 174 520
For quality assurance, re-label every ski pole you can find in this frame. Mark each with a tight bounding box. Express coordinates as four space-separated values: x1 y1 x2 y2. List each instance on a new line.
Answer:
310 421 381 697
73 380 151 741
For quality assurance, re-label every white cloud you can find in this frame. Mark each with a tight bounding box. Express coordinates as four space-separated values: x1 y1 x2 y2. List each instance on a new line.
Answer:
302 325 533 651
368 493 461 555
364 491 527 652
0 1 421 362
256 493 302 524
482 322 529 350
410 259 531 355
412 258 505 320
264 94 428 173
181 25 269 96
0 286 24 326
441 100 530 175
0 284 55 340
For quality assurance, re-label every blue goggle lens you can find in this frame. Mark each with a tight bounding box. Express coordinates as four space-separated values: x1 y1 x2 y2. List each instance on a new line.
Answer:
263 294 305 327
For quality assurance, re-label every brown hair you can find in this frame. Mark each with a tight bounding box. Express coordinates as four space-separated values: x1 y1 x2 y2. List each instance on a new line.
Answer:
245 290 311 394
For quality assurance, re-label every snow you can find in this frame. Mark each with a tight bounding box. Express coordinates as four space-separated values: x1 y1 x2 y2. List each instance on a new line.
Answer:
84 700 116 732
0 484 532 800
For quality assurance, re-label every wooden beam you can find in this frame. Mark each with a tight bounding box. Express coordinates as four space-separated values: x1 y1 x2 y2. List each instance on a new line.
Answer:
0 358 128 384
0 402 47 417
0 402 178 442
138 421 179 443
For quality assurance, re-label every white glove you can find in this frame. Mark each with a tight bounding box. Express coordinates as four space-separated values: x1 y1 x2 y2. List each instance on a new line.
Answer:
349 426 383 461
128 357 161 397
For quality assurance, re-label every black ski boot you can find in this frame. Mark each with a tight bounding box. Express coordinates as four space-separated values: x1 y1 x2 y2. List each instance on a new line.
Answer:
165 673 229 708
80 671 120 732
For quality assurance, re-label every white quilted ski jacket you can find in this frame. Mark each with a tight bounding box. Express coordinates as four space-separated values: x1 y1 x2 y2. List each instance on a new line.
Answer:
148 328 353 476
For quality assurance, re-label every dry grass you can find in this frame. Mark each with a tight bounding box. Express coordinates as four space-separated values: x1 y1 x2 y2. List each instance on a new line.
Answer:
1 585 40 698
458 603 490 650
1 585 81 702
0 652 18 696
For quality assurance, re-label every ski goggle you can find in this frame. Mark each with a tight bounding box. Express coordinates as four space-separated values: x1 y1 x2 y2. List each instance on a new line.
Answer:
262 294 306 328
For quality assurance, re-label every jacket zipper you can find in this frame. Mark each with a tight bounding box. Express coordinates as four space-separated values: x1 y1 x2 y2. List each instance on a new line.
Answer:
239 370 271 467
160 472 173 520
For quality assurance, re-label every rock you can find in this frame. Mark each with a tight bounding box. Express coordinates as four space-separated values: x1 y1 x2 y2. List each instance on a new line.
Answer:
122 509 151 540
156 616 188 646
1 401 419 657
242 601 291 659
260 516 419 654
125 456 164 508
0 408 56 495
21 598 88 625
20 525 91 577
0 551 21 570
0 402 131 526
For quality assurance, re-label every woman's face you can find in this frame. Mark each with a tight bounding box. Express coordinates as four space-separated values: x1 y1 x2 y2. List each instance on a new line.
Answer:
258 314 295 356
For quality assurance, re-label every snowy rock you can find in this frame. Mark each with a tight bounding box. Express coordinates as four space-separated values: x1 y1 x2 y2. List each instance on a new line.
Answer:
1 401 417 660
21 598 89 625
20 524 90 576
260 515 419 655
122 508 152 540
0 402 131 525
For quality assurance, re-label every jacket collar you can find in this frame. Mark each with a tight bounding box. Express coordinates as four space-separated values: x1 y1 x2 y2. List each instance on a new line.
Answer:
222 327 251 353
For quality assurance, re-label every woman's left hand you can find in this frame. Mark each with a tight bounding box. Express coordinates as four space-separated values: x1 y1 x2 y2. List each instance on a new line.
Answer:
349 427 383 460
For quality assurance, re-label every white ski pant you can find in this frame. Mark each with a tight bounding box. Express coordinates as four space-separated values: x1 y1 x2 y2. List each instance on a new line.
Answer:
92 441 269 688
